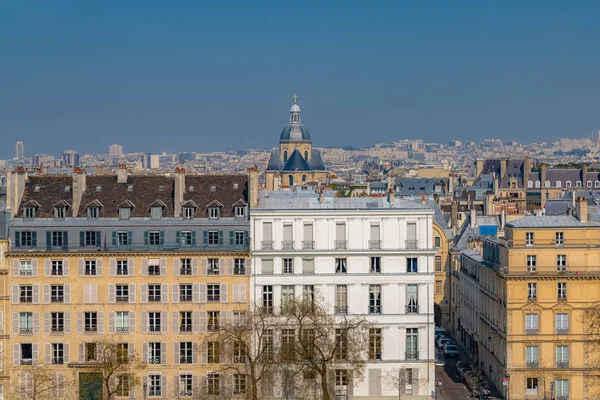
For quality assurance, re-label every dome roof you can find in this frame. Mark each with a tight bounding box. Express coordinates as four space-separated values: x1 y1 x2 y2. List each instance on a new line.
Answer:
280 124 311 142
290 103 301 113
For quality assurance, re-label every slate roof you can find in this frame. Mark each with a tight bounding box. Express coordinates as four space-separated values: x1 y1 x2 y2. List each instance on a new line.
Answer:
18 176 73 218
184 175 248 218
393 177 447 196
266 148 326 172
280 124 311 142
282 149 311 172
506 215 600 228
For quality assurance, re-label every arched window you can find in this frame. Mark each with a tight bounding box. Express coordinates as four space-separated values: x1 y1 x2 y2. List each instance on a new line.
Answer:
305 151 308 160
587 181 593 188
534 181 540 188
566 181 572 188
576 181 582 187
289 175 294 186
556 181 561 188
595 181 600 188
527 181 533 188
283 150 288 163
544 181 550 188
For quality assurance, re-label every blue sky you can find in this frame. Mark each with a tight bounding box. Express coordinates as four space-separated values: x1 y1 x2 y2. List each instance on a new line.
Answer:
1 1 599 158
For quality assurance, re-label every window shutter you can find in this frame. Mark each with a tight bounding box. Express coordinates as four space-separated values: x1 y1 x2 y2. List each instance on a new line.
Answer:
172 312 179 333
218 230 223 245
142 343 148 364
229 231 234 245
46 231 51 250
199 284 207 303
80 231 85 247
64 344 70 364
77 312 83 334
32 344 38 365
192 375 199 398
172 284 179 303
62 232 68 249
191 231 196 246
142 259 148 276
173 375 180 398
161 343 167 365
12 313 18 335
141 312 147 334
191 311 200 333
227 259 234 275
220 283 228 303
64 312 71 334
159 231 165 245
95 231 101 246
64 284 71 303
129 312 136 333
161 283 168 304
13 260 19 277
13 344 20 366
108 284 115 303
32 260 38 277
129 284 136 303
96 259 103 276
43 284 50 304
15 231 20 248
232 284 239 302
98 312 104 334
78 260 84 276
143 231 149 245
109 312 115 333
126 231 132 245
203 231 208 246
173 343 180 365
219 258 225 275
11 285 18 304
160 258 166 276
110 259 116 276
201 259 207 275
199 312 206 333
31 231 37 246
192 284 200 303
33 285 40 304
176 231 181 244
63 258 70 275
174 259 180 276
161 375 168 398
201 342 207 364
44 260 50 276
193 342 199 364
79 343 84 363
33 312 40 334
161 313 168 334
0 311 3 331
192 258 198 275
112 231 117 246
141 284 148 303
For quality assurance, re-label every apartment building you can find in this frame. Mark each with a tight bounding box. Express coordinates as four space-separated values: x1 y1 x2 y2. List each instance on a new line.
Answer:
250 191 437 399
5 166 252 399
0 211 9 399
460 198 600 400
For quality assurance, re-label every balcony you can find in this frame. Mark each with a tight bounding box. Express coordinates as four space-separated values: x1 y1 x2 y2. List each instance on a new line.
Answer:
21 358 33 365
51 296 64 303
525 329 538 335
116 327 129 334
148 268 160 276
335 240 347 250
149 390 162 397
148 295 161 302
282 241 294 250
19 270 33 277
51 269 63 276
405 240 418 249
116 269 128 276
334 306 348 315
369 306 381 315
84 269 96 276
234 355 246 364
180 268 192 275
116 296 129 303
261 241 274 250
52 358 64 365
180 295 193 302
20 327 33 334
556 361 569 369
207 294 220 302
179 356 193 364
556 328 569 335
51 328 64 334
405 351 419 360
20 297 33 303
148 357 161 365
148 326 161 333
84 327 97 334
207 323 219 332
406 305 419 314
526 361 539 369
180 325 192 333
558 295 567 301
556 396 568 400
528 295 537 302
302 241 314 250
369 240 381 250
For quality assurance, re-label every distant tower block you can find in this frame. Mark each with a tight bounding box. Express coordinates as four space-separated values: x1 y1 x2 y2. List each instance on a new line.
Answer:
15 141 24 160
109 144 123 157
593 130 600 144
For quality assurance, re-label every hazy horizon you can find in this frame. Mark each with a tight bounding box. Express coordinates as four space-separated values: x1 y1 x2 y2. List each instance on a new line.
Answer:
2 1 600 159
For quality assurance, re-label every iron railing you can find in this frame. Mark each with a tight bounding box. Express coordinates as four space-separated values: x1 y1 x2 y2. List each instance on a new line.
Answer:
369 240 381 249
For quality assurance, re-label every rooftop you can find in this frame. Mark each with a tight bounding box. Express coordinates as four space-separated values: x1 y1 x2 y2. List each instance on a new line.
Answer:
506 215 600 228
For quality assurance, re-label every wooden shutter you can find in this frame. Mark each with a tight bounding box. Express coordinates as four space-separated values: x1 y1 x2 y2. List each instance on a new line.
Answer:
160 343 167 365
192 258 198 275
44 260 51 276
64 312 71 334
108 284 115 303
218 258 225 275
12 285 18 304
160 258 166 276
220 283 228 303
201 259 207 275
33 285 40 304
98 312 104 334
12 313 18 335
141 284 148 303
161 283 168 303
161 313 168 334
173 259 180 276
13 343 20 366
63 259 69 276
110 259 116 276
141 312 147 334
109 312 115 333
78 259 84 276
33 312 40 334
44 312 50 334
173 343 180 365
142 343 148 364
192 284 200 303
129 284 136 303
129 312 136 334
172 284 179 303
263 222 272 241
32 260 38 277
227 259 233 275
128 258 135 276
142 259 148 276
77 312 83 334
172 312 179 333
64 284 71 303
336 222 346 241
96 259 103 276
43 284 50 304
199 284 206 303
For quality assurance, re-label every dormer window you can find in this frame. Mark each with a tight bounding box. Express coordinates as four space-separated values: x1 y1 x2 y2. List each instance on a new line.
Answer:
587 181 593 188
535 181 540 188
209 207 220 219
233 183 239 189
23 207 36 219
576 181 582 188
87 207 99 219
183 207 194 219
119 207 131 220
211 186 216 192
151 206 163 220
235 206 245 218
54 207 66 219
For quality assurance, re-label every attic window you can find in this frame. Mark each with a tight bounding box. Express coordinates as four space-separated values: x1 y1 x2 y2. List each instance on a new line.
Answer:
556 181 561 188
119 207 131 220
587 181 593 188
211 186 216 192
534 181 540 188
96 186 102 192
189 186 195 192
151 206 163 220
233 183 239 189
596 181 600 188
64 186 71 192
23 207 36 219
544 181 550 188
235 206 245 218
183 207 194 219
159 186 164 192
87 207 99 219
127 185 134 192
208 206 220 219
576 181 582 188
54 206 66 219
566 181 572 188
527 181 533 188
34 186 40 192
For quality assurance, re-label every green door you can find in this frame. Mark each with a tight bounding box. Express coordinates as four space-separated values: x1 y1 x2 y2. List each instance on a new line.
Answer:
79 372 103 400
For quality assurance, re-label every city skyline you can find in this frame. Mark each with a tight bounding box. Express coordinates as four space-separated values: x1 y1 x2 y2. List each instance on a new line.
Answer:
2 2 600 157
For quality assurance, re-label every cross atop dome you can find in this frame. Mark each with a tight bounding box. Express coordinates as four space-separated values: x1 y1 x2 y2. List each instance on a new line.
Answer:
293 94 298 104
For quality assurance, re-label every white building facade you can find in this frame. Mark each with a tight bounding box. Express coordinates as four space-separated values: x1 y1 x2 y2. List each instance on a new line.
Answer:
250 193 436 399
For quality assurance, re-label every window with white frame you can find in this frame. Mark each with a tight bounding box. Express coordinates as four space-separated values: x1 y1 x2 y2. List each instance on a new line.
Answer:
556 181 561 188
526 377 538 395
527 255 536 270
179 374 192 396
234 374 246 395
207 373 220 395
528 283 537 299
235 206 245 217
556 379 568 397
556 313 569 333
557 255 566 267
556 232 564 246
526 314 538 333
148 374 162 397
208 207 220 219
558 282 567 300
335 258 347 274
282 258 294 274
526 232 534 246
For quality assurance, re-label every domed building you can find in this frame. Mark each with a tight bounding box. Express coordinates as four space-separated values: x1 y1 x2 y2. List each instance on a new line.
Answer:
264 96 327 190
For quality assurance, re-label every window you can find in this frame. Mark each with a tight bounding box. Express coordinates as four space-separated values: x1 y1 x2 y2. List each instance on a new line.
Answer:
116 260 128 275
335 222 346 249
148 312 161 332
149 374 161 396
235 206 245 217
208 231 219 246
369 285 381 314
183 207 194 219
301 328 315 360
263 329 274 361
262 285 273 313
116 343 129 362
116 312 129 333
528 282 537 300
207 259 219 275
84 312 97 333
370 257 381 273
148 231 160 246
303 285 314 307
233 341 247 363
556 313 569 333
406 257 418 273
207 311 220 331
207 285 220 302
179 312 192 332
335 328 348 360
435 256 442 272
149 343 161 364
209 207 220 219
335 258 347 274
302 258 315 274
19 260 32 276
117 231 128 246
150 206 162 220
20 312 33 334
526 377 538 395
207 342 220 363
178 374 192 396
526 314 539 333
20 285 33 303
435 280 442 294
434 236 441 248
558 282 567 300
148 285 161 302
556 181 562 188
282 258 294 274
335 285 348 314
24 207 36 219
557 345 569 367
526 232 534 246
527 255 536 271
85 343 97 362
51 312 64 333
527 181 533 188
335 370 348 388
406 328 418 360
51 285 64 302
51 231 64 247
526 346 538 367
566 181 572 187
234 374 246 395
556 379 569 397
407 284 418 314
369 328 382 360
588 181 593 188
52 343 64 364
234 231 245 245
557 255 566 269
233 311 245 326
116 285 129 302
87 206 99 219
281 285 294 308
116 375 131 397
148 261 160 276
180 258 192 275
535 181 541 188
179 284 192 302
556 232 564 246
179 342 192 364
179 231 192 246
207 373 220 395
576 181 582 187
281 329 295 361
85 260 97 276
18 231 35 247
234 259 245 275
119 207 130 220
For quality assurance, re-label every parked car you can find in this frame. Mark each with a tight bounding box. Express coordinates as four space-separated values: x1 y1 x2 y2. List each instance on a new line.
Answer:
436 337 452 348
435 327 447 339
443 344 459 358
456 361 471 381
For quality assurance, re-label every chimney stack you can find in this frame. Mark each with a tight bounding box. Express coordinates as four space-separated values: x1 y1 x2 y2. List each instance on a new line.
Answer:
273 174 280 191
248 167 259 208
583 164 588 186
7 167 28 218
451 202 458 228
117 164 128 183
174 167 185 217
420 194 426 206
387 188 395 204
540 164 547 188
500 159 507 178
475 159 484 177
71 167 87 216
576 196 588 223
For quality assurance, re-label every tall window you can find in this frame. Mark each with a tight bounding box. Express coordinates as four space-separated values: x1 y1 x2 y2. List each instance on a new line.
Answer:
525 314 539 334
526 378 538 395
149 374 161 396
148 285 161 302
556 232 564 246
556 313 569 333
369 285 381 314
19 261 32 276
180 284 193 302
207 259 219 275
528 283 537 300
406 284 418 314
370 257 381 273
334 329 348 360
281 329 295 361
179 342 193 364
207 285 220 302
556 379 569 398
263 329 274 361
435 256 442 272
234 374 247 395
558 283 567 300
149 343 161 364
281 286 294 308
262 286 273 313
526 346 538 366
234 259 245 275
406 257 418 273
369 328 382 360
84 312 97 333
434 236 441 248
282 258 294 274
335 258 347 274
335 285 348 314
207 342 220 363
207 311 220 331
51 260 63 276
207 373 220 395
556 345 569 367
406 328 418 360
179 374 192 397
51 312 64 333
115 376 130 397
234 231 245 245
85 260 97 276
148 312 161 332
20 312 33 334
180 312 192 332
207 231 219 245
209 207 220 219
526 232 534 246
116 312 129 333
556 255 567 268
180 258 192 275
52 343 64 364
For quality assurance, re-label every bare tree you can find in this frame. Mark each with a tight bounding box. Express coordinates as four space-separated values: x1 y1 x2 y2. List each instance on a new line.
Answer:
78 339 145 400
7 364 75 400
463 368 486 394
534 368 556 400
280 294 371 400
384 367 425 400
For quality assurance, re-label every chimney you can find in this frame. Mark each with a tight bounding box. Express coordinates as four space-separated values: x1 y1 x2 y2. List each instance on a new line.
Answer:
6 167 28 218
501 208 506 230
273 174 280 191
475 159 484 177
576 196 588 223
319 189 324 203
448 174 454 194
71 167 87 217
387 188 395 204
583 164 588 186
470 208 476 228
174 167 185 217
540 164 547 188
420 194 426 206
500 159 507 178
451 202 458 228
117 164 128 183
248 167 259 208
523 156 532 182
493 176 499 195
